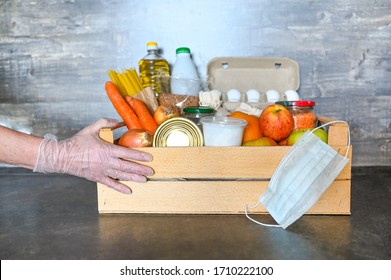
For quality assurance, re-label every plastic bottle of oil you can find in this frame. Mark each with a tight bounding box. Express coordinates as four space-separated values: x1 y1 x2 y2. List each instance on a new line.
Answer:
138 42 170 96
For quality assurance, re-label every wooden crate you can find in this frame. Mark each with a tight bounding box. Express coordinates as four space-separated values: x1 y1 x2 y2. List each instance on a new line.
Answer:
97 120 351 215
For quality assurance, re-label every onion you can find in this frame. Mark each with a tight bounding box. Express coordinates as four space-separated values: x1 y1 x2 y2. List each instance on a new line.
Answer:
153 105 180 125
118 129 152 148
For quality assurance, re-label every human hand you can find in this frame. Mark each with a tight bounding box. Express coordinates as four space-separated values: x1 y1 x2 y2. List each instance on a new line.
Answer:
33 118 154 194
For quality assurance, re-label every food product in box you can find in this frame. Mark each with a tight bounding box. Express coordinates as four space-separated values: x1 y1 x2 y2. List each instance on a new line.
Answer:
157 93 199 112
207 57 300 112
277 101 317 130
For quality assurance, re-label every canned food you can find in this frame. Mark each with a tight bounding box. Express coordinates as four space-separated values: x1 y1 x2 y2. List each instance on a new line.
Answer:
152 117 204 147
277 101 317 130
183 106 215 130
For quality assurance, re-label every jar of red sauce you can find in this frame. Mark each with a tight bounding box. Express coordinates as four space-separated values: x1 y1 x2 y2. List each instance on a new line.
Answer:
277 101 317 130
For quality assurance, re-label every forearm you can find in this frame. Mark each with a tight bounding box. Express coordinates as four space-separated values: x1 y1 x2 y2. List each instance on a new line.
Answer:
1 119 154 194
0 125 42 169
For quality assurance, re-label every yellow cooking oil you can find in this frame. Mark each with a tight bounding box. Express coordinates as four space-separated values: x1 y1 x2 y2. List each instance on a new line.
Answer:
138 42 170 96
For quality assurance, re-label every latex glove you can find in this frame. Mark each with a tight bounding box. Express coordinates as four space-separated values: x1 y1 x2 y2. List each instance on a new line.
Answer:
33 118 154 194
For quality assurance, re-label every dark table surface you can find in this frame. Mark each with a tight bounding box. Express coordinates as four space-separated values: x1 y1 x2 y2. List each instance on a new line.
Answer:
0 167 389 260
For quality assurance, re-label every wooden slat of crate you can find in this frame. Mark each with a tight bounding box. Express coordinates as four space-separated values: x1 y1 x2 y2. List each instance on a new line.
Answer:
100 126 351 180
97 180 350 214
129 146 351 180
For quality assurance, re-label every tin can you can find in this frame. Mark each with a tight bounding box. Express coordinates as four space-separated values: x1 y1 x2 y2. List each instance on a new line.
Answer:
277 101 317 130
152 117 204 147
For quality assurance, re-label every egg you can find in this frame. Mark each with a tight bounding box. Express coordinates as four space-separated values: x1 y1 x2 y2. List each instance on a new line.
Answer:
226 88 241 102
265 89 280 102
246 89 261 102
284 90 300 101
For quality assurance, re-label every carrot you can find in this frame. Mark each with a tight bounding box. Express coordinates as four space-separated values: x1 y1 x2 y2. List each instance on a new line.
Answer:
105 81 143 130
125 96 158 135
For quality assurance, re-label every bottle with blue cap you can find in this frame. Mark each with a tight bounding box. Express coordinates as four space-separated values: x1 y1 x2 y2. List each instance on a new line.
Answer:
170 47 201 96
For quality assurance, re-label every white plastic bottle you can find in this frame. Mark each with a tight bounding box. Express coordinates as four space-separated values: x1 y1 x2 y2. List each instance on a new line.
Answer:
170 47 201 96
138 42 170 96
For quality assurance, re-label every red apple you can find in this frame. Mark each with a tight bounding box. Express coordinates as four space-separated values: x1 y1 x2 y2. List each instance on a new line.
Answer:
258 104 294 142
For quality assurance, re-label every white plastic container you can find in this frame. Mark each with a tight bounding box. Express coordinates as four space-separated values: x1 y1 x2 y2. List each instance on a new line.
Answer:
200 116 247 146
170 47 201 96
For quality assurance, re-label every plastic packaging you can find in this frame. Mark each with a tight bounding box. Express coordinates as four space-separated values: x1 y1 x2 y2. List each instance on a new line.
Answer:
170 47 201 96
139 42 170 96
200 116 247 146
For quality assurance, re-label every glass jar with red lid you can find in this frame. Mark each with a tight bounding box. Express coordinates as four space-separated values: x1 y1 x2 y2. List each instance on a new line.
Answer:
277 101 317 130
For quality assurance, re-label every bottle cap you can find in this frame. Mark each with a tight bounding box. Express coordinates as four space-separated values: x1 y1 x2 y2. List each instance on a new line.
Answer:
276 101 315 107
146 42 158 50
176 47 191 54
183 106 214 114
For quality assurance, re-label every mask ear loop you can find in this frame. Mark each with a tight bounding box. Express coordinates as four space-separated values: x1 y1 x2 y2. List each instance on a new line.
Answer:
245 201 281 227
311 121 351 158
244 120 351 227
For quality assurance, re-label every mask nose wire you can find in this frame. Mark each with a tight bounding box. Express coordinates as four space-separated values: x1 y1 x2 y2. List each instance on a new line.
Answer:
311 121 351 158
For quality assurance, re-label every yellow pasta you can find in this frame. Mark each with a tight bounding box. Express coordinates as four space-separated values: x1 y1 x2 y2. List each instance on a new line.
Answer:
108 68 143 96
108 70 126 96
128 69 143 91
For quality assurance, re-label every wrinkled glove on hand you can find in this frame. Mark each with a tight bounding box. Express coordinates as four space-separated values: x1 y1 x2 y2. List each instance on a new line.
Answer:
33 118 154 194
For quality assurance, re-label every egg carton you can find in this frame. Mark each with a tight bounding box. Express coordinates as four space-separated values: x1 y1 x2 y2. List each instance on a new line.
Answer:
207 57 300 112
221 88 300 112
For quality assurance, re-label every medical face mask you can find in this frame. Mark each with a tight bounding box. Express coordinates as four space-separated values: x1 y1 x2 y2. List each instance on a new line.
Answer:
245 121 351 229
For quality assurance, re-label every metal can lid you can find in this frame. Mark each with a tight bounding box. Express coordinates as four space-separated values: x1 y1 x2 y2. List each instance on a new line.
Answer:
183 106 215 114
152 117 204 147
276 100 315 107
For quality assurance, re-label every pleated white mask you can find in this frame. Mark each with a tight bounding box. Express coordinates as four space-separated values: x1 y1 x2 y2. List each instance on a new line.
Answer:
245 121 350 229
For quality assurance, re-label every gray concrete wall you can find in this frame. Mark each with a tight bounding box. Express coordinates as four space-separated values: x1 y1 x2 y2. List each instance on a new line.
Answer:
1 0 390 166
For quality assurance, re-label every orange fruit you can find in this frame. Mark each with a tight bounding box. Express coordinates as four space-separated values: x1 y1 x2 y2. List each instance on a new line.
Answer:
230 111 262 144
